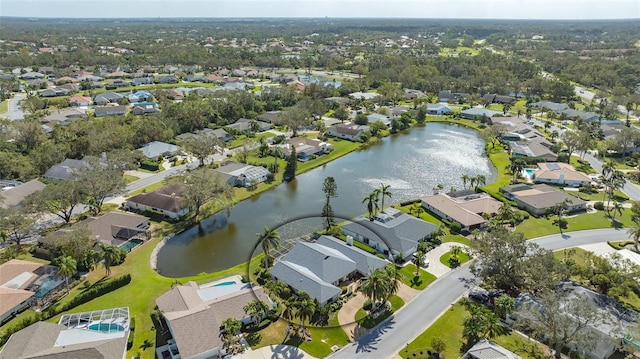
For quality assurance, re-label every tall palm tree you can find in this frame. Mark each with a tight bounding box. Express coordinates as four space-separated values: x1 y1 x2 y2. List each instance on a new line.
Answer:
56 256 77 293
627 220 640 252
363 190 380 218
380 184 392 212
220 317 242 345
293 291 316 336
152 308 165 330
474 174 486 191
384 265 401 296
258 226 281 268
610 201 624 221
100 244 122 276
265 279 287 300
498 204 516 225
510 158 526 182
461 174 470 190
502 103 512 115
361 267 392 310
412 251 426 276
244 300 269 326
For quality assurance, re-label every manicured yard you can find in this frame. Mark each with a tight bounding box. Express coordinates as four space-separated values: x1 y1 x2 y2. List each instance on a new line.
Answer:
124 174 140 183
481 145 511 197
514 208 633 239
354 295 404 329
399 302 546 359
127 180 167 196
398 264 437 290
439 251 470 268
0 100 7 114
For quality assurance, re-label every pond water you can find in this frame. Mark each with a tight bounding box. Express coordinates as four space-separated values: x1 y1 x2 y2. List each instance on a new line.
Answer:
156 123 496 277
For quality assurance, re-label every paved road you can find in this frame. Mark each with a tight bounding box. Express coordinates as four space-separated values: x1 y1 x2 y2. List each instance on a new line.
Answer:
582 152 640 201
328 228 631 359
6 93 26 120
574 85 637 121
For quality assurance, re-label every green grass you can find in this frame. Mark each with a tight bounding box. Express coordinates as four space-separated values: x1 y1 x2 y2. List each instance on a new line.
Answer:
442 233 472 246
398 264 437 290
0 100 7 114
354 295 404 329
552 247 592 267
296 139 360 174
399 301 546 359
124 174 140 184
481 145 511 196
439 251 471 268
514 208 634 239
127 180 167 196
569 157 597 174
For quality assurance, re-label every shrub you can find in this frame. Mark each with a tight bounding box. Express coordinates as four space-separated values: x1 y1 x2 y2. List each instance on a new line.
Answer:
448 256 460 268
363 299 373 311
449 222 462 234
127 317 136 350
51 274 132 316
140 160 160 171
594 201 605 210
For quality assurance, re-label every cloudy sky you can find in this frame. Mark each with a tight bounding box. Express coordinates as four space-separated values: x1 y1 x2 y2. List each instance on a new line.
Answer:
2 0 639 19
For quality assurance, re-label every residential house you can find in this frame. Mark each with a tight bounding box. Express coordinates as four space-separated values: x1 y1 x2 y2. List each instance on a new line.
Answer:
0 179 46 209
136 141 180 160
322 97 353 106
509 137 559 162
94 105 127 117
561 108 601 122
204 74 225 83
277 137 332 161
131 102 159 116
183 74 204 82
367 113 391 126
106 79 131 88
128 90 151 103
500 183 587 216
326 122 369 141
132 76 154 86
214 161 271 187
390 105 409 117
156 75 178 84
44 157 91 181
39 88 69 97
512 282 638 359
156 278 272 359
341 208 439 261
19 72 44 80
532 162 592 187
257 111 282 124
601 121 628 139
528 101 570 113
54 76 79 85
80 211 149 248
462 339 522 359
482 93 514 104
348 92 381 101
125 183 191 219
426 103 452 115
0 259 46 323
224 118 272 133
0 307 131 359
460 107 501 120
209 128 234 142
42 108 87 125
404 88 426 99
271 235 388 304
421 190 503 231
68 95 92 107
94 91 123 105
105 71 128 79
438 90 458 103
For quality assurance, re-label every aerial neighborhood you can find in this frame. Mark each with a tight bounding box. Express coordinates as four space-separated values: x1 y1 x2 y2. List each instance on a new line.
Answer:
2 14 640 359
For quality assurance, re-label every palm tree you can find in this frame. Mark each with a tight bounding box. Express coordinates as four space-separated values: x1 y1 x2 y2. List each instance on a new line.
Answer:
100 244 122 276
474 174 486 191
461 174 470 190
380 184 392 212
152 308 165 330
361 267 392 310
293 291 316 336
265 279 287 300
272 147 283 174
384 265 401 296
220 317 242 345
257 226 281 268
493 294 515 320
610 201 624 221
498 204 516 226
363 189 380 218
502 103 512 115
628 220 640 252
56 256 77 293
509 158 526 182
556 198 572 235
243 300 269 326
412 251 426 276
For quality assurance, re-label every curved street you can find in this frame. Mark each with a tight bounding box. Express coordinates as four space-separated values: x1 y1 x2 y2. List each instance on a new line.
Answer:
328 228 631 359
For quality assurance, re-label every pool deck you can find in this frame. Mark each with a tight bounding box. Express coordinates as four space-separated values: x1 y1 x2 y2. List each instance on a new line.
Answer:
199 274 244 289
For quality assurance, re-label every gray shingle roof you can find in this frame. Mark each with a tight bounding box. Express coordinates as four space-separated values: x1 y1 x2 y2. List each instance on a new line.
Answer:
315 235 388 275
270 261 342 304
44 158 88 180
136 141 179 159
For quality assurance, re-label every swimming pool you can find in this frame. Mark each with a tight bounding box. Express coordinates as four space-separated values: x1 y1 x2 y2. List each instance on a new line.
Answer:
120 239 144 253
213 281 236 287
524 168 535 177
88 323 125 332
34 277 65 299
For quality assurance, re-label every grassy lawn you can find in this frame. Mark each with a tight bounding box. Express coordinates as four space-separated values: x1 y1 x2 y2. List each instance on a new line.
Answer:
552 247 592 267
400 302 546 359
442 233 472 246
481 145 511 197
425 116 482 130
124 174 140 184
248 316 349 358
354 295 404 329
0 100 7 114
439 251 471 268
296 139 360 173
569 157 597 174
398 264 437 290
514 209 633 239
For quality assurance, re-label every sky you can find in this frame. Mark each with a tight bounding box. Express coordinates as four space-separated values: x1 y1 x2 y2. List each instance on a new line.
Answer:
1 0 639 19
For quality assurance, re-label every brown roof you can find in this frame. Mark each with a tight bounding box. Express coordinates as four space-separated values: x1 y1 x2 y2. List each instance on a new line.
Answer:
421 194 498 228
156 282 271 358
126 184 190 213
534 163 592 183
0 287 35 318
81 211 148 245
0 321 128 359
330 123 364 136
1 179 46 208
0 259 42 289
512 184 586 210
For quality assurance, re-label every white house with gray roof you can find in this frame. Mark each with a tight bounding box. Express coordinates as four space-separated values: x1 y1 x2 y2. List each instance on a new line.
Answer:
214 161 271 187
270 235 387 304
341 208 439 261
460 107 501 120
136 141 180 160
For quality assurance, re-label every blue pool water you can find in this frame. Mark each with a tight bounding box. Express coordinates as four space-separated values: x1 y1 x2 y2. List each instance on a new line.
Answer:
213 281 236 287
88 323 125 332
524 168 535 176
120 239 144 253
34 277 65 299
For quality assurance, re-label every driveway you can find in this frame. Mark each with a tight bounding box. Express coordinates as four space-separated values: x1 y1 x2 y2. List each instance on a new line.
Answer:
422 242 469 278
6 93 26 120
328 228 631 359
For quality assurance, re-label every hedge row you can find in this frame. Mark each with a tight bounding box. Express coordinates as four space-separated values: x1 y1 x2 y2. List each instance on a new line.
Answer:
140 160 160 171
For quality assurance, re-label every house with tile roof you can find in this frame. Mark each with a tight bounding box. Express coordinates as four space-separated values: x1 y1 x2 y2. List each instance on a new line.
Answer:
500 184 586 216
271 235 387 304
156 278 272 359
224 118 272 133
80 211 149 247
0 259 46 323
44 157 92 181
341 208 439 261
0 179 46 209
326 122 369 141
532 162 592 187
421 190 502 231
